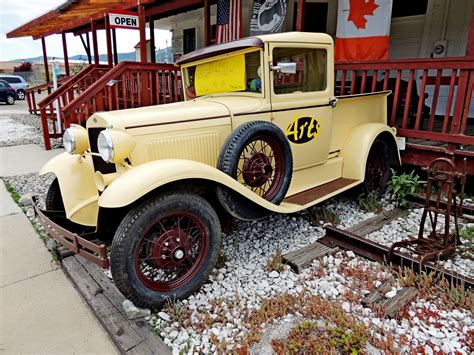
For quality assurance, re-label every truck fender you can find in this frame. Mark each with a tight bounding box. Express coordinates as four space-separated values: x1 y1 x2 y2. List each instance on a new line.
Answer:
40 152 99 226
98 159 299 213
340 123 400 181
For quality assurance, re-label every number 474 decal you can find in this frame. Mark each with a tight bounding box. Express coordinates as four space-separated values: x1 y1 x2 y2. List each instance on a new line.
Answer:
285 116 321 144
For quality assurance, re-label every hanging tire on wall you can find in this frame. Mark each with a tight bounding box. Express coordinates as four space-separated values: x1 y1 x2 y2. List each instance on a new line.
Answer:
362 137 391 194
110 191 221 308
216 121 293 220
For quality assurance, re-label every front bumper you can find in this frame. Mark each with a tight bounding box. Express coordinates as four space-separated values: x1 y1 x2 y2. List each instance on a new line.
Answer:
33 199 109 268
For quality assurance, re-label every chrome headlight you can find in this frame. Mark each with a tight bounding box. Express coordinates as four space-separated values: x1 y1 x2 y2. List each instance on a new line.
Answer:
63 125 89 154
97 130 114 163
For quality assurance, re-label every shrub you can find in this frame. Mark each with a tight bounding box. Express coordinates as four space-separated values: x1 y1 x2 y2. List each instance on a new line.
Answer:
357 192 383 213
13 62 33 72
388 169 424 207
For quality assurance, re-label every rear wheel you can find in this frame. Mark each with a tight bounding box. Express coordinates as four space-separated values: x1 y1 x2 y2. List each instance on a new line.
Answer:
362 138 391 194
110 191 221 308
16 90 25 100
6 94 15 105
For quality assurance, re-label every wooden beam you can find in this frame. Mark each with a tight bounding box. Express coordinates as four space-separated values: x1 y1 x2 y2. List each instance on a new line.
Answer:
204 0 211 46
145 0 203 19
149 19 156 63
138 4 147 63
91 20 99 64
41 37 50 84
62 32 70 77
104 14 113 67
86 33 92 64
467 9 474 56
296 0 306 31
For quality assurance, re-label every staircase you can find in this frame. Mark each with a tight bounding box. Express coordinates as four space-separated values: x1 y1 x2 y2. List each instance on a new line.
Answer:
39 62 182 150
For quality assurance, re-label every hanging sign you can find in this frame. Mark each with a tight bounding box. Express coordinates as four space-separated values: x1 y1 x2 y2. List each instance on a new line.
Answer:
109 10 139 30
250 0 288 35
195 54 246 96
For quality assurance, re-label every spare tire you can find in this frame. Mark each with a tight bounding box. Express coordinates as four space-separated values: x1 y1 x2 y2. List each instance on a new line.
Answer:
216 121 293 220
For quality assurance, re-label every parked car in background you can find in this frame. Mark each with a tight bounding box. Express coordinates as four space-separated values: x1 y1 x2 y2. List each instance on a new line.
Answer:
0 75 28 100
0 80 16 105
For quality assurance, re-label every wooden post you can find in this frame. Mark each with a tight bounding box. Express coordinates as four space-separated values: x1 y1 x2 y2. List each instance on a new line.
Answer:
149 18 156 63
62 32 70 77
138 4 147 63
466 9 474 56
105 15 113 67
296 0 306 32
91 20 99 64
86 33 92 64
204 0 211 46
112 29 118 65
41 37 50 85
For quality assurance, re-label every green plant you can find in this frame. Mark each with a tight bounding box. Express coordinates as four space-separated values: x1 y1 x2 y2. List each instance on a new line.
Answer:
388 169 424 207
305 207 341 226
5 183 21 204
357 192 383 213
460 225 474 247
266 246 284 272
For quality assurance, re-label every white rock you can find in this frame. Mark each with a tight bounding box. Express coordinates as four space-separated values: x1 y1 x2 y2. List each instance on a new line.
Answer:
158 311 171 322
342 302 350 313
385 290 397 299
122 299 151 320
269 271 279 278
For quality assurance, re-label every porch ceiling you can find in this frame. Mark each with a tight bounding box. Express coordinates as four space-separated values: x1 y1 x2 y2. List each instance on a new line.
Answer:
6 0 137 39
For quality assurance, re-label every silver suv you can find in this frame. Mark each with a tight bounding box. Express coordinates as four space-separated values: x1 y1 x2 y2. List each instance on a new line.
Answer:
0 75 28 100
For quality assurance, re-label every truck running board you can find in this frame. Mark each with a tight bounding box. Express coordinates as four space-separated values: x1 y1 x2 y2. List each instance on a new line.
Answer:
284 178 357 206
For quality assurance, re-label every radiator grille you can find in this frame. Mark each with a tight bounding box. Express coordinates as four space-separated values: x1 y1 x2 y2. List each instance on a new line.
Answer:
88 128 116 174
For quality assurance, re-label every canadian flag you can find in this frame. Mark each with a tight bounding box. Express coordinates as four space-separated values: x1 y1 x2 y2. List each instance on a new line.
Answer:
335 0 393 61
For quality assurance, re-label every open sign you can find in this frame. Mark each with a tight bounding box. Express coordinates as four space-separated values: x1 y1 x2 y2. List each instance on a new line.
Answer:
109 11 139 29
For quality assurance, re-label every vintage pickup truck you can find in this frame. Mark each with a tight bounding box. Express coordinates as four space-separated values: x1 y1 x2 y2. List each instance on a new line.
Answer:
35 32 400 308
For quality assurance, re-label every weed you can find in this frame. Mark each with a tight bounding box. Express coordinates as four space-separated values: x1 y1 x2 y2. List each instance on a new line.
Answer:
5 183 21 204
163 298 191 327
215 253 230 269
305 207 341 226
357 192 383 213
266 246 284 272
460 225 474 248
388 169 424 207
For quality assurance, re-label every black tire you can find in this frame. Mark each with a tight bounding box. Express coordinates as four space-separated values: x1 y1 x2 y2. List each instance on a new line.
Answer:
6 94 15 105
16 90 25 100
110 191 221 308
45 178 65 211
216 121 293 220
362 138 391 194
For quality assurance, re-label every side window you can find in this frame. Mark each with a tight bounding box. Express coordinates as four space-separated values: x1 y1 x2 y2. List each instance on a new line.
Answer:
273 48 327 95
0 82 6 88
10 78 22 83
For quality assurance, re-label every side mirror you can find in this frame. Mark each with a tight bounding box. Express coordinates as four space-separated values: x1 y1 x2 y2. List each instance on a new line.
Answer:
271 62 297 74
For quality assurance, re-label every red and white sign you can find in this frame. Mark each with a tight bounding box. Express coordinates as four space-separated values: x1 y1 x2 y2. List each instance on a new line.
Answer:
335 0 393 61
109 10 139 30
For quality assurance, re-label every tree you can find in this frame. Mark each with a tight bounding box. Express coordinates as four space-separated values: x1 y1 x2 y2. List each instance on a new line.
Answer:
13 62 33 72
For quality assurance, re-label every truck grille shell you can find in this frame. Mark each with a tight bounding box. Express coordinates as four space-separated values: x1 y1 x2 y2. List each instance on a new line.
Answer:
88 128 116 175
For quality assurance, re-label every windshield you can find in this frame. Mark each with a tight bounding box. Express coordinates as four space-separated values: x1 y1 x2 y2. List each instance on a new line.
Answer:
183 49 262 100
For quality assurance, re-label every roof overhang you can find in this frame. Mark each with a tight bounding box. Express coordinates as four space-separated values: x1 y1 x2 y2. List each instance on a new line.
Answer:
6 0 138 39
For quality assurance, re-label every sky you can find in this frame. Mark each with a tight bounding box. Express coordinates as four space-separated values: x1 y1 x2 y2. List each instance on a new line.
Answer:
0 0 172 61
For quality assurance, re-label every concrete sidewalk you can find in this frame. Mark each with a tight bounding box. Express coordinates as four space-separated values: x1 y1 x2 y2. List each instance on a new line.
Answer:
0 145 117 354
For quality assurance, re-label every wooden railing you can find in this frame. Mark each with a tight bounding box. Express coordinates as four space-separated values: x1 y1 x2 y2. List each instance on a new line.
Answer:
25 77 70 115
335 57 474 173
61 61 182 128
38 64 111 150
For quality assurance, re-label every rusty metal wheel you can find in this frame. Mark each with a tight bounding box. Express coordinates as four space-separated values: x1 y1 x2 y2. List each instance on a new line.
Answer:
216 121 292 220
363 138 390 194
111 191 221 308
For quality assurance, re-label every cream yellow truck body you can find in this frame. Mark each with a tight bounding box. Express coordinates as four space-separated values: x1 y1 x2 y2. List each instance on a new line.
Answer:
42 32 399 228
38 32 401 307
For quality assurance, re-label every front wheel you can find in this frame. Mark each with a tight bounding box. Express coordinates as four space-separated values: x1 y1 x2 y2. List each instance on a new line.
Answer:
110 191 221 308
16 90 25 100
6 94 15 105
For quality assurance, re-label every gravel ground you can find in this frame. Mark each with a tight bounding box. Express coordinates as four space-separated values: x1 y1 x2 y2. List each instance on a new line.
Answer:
2 114 473 354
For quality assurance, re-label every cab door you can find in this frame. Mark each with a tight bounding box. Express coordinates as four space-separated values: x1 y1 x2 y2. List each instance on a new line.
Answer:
269 43 334 170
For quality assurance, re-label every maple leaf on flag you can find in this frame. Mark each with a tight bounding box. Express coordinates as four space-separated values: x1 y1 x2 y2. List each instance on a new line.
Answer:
348 0 379 29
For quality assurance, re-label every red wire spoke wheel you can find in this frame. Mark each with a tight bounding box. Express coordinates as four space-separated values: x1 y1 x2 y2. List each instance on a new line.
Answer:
363 138 391 194
111 191 221 308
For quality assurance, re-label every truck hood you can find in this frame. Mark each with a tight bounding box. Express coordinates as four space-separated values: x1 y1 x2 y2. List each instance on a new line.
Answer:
88 99 231 130
200 95 266 115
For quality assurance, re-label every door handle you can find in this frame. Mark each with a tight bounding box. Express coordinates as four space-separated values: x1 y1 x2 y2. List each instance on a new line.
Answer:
329 97 338 108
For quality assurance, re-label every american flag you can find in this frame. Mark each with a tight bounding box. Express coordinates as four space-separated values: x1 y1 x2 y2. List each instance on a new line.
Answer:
216 0 242 44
